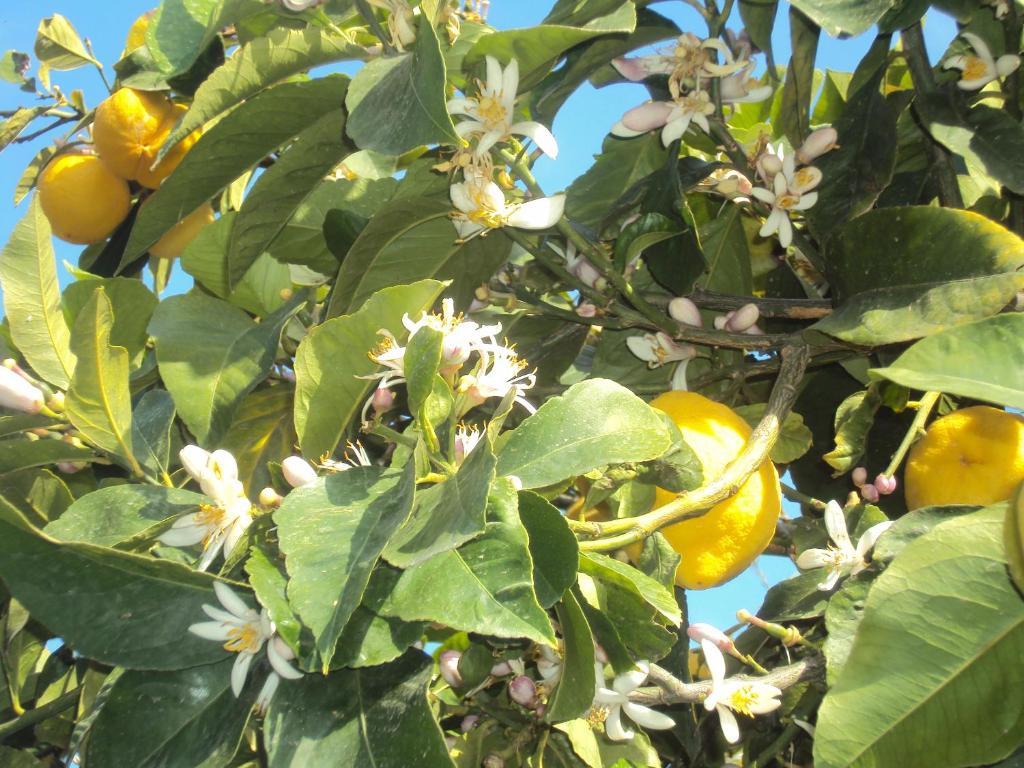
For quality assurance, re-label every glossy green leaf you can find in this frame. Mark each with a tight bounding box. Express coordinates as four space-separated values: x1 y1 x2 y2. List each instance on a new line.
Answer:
870 314 1024 410
0 108 48 151
825 207 1024 300
789 0 896 37
815 506 1024 768
144 0 229 76
612 213 682 272
221 385 296 494
403 326 443 418
34 15 98 70
124 76 350 265
331 605 425 670
822 573 875 686
149 292 300 445
375 478 557 646
86 657 255 768
822 386 882 474
1006 483 1024 594
65 289 139 474
739 0 778 59
0 467 72 528
293 279 445 459
736 403 812 464
131 389 177 484
0 197 76 388
0 438 95 476
345 14 457 154
264 651 453 768
578 552 680 625
227 108 349 288
697 204 753 295
0 514 227 669
45 485 203 547
383 439 496 568
872 504 978 563
496 379 673 489
519 490 579 608
62 277 158 364
276 465 416 669
246 545 302 654
328 197 512 316
545 591 596 723
162 28 363 156
777 7 819 146
758 570 830 621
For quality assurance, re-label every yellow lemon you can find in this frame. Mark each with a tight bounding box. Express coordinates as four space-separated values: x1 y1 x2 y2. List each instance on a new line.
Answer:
149 203 215 260
124 10 156 53
904 406 1024 509
93 89 199 188
37 153 132 245
650 391 782 590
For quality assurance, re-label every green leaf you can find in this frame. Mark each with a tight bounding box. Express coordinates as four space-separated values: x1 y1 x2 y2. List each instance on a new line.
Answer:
276 465 416 669
566 134 667 232
822 386 882 475
404 326 443 419
0 468 72 528
825 207 1024 300
162 28 363 157
0 514 228 669
634 533 682 592
822 573 875 686
221 386 296 494
45 485 204 547
328 197 512 316
227 107 349 288
293 279 445 459
65 289 139 475
149 292 300 445
63 277 158 364
345 14 457 154
813 273 1024 346
34 14 99 71
736 403 812 464
332 604 425 670
132 389 177 484
375 478 557 646
870 314 1024 410
814 505 1024 768
519 490 579 608
872 504 978 562
0 197 76 388
86 657 255 768
612 213 682 272
124 76 350 265
739 0 778 59
496 379 673 489
579 552 680 625
383 440 496 568
0 748 44 768
546 591 596 723
777 7 819 146
144 0 229 76
697 204 753 295
246 545 302 654
0 438 95 477
264 651 453 768
0 107 48 151
758 570 829 621
0 50 31 85
789 0 895 36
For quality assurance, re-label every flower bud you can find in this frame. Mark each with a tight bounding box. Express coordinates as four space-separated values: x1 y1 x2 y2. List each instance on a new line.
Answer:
796 126 839 165
687 623 735 653
47 391 65 412
279 287 294 301
371 387 395 416
282 456 318 489
439 650 463 688
713 313 731 330
860 484 880 503
0 367 45 414
490 660 513 677
757 153 783 179
259 487 283 507
179 445 211 480
874 474 898 496
483 755 504 768
851 466 868 487
726 303 760 333
56 461 85 474
575 302 597 318
508 675 537 707
460 715 480 732
668 297 702 327
594 644 609 664
508 475 523 491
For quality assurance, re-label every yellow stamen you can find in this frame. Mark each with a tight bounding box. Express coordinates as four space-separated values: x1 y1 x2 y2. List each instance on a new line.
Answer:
727 685 761 717
586 705 610 727
475 94 508 129
962 56 989 81
223 622 262 654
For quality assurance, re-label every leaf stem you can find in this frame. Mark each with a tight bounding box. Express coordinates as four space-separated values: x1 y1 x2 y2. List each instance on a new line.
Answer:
883 390 940 478
781 482 828 513
0 687 81 743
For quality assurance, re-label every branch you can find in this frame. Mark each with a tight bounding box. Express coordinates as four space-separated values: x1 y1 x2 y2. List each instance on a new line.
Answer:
572 344 810 550
676 289 833 320
0 688 80 743
631 655 823 706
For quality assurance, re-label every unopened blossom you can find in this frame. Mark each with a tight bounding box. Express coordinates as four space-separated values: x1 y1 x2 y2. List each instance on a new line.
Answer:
371 386 395 416
851 466 868 487
687 623 736 654
0 365 45 414
592 662 674 741
706 168 753 201
448 56 558 158
459 344 537 413
273 0 323 10
189 582 302 708
875 474 898 496
626 331 696 391
439 650 463 688
796 126 839 165
509 675 538 707
549 241 604 289
259 487 283 508
536 645 562 687
160 447 253 571
860 484 881 503
795 500 893 591
668 296 702 327
714 303 761 334
450 173 565 239
366 0 417 50
719 64 773 104
701 639 781 744
612 89 715 146
943 32 1020 90
282 456 318 489
454 424 484 465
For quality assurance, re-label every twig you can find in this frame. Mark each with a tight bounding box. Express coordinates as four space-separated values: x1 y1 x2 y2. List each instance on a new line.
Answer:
883 390 939 477
0 688 81 742
676 289 833 320
781 482 827 513
571 344 809 549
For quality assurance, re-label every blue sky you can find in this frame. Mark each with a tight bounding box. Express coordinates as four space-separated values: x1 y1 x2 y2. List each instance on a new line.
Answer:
0 2 959 631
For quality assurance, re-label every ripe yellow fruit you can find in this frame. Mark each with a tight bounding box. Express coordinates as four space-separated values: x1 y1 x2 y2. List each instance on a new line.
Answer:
93 89 199 189
125 10 156 53
650 391 782 590
37 153 132 245
904 406 1024 509
149 203 215 260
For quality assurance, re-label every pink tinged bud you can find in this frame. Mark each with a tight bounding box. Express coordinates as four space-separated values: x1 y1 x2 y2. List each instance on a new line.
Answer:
372 387 395 416
594 644 609 664
439 650 463 688
0 367 45 414
281 456 317 488
860 484 880 503
727 303 760 333
483 755 504 768
468 298 488 312
713 313 732 330
460 715 480 732
612 57 648 82
796 126 839 165
687 623 735 653
852 467 868 487
259 487 283 507
668 297 702 327
759 154 783 177
56 461 85 474
874 474 898 495
509 675 537 707
490 661 513 677
575 302 597 318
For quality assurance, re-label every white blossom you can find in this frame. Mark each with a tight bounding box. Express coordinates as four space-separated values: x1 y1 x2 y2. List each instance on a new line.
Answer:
458 344 537 413
282 456 318 489
750 162 820 249
612 90 716 147
612 33 748 84
719 65 773 104
0 366 45 414
701 639 781 744
592 662 675 741
626 331 696 391
795 500 893 591
365 0 417 49
450 173 565 239
943 32 1020 90
454 424 484 466
448 56 558 158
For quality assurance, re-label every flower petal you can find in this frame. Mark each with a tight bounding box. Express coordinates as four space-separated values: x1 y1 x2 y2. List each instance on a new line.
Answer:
660 113 691 146
817 567 843 592
620 101 673 132
613 664 649 695
214 580 252 619
188 621 231 642
823 500 853 552
670 358 690 391
611 56 649 82
700 639 726 688
447 97 476 116
750 187 776 204
256 671 281 713
267 637 304 680
158 523 206 547
510 120 558 159
485 55 502 93
506 194 565 230
179 445 210 480
856 521 894 557
996 54 1021 78
717 704 741 743
778 215 793 248
795 548 832 570
623 701 675 731
605 706 634 741
231 651 254 697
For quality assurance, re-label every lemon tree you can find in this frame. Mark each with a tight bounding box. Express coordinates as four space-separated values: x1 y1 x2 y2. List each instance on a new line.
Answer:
0 2 1023 768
